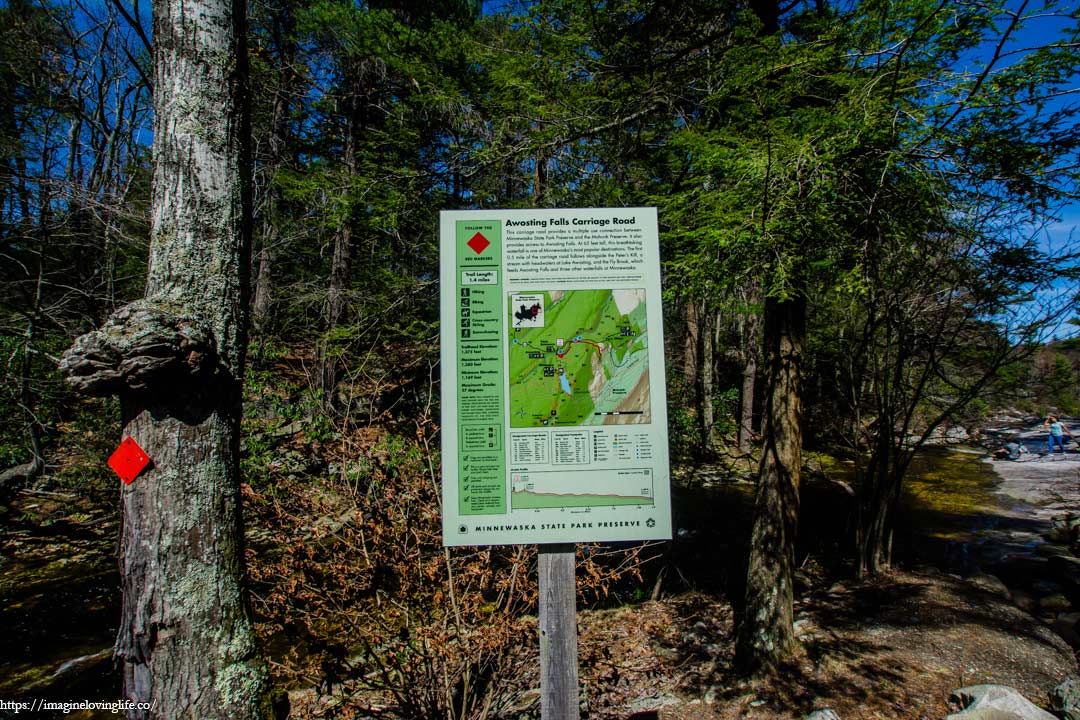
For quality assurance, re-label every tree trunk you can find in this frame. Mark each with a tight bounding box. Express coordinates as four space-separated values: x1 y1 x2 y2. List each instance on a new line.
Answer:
855 315 910 577
738 352 757 453
857 432 910 576
318 90 358 407
18 270 45 479
60 0 271 714
736 281 761 454
736 294 805 675
253 242 273 336
700 307 716 456
252 0 297 341
533 151 546 205
684 299 700 397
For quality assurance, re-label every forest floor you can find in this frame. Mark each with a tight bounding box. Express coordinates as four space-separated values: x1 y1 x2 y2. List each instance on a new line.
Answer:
2 428 1079 719
510 569 1075 720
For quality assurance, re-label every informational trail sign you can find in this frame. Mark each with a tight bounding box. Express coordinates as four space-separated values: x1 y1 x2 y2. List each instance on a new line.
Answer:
440 208 671 546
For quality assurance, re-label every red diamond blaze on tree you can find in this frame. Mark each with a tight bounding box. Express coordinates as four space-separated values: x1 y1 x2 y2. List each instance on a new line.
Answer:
108 436 151 484
467 232 491 254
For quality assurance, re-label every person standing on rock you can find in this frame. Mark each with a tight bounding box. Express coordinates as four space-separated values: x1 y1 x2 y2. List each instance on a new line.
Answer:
1044 415 1071 454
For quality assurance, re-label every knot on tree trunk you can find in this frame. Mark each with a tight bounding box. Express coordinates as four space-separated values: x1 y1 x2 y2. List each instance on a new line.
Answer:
60 300 218 396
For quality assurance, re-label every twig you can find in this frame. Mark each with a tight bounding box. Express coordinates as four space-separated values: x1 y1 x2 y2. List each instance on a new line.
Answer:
19 488 78 499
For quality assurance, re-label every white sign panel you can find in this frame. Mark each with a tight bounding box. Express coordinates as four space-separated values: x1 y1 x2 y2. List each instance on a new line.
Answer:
440 208 671 546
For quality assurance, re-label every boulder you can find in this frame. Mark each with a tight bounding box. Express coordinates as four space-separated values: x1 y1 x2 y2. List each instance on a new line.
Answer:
1033 580 1065 596
0 460 42 500
1011 589 1039 614
1051 617 1080 650
1040 594 1074 614
968 573 1011 598
1049 678 1080 720
946 426 971 443
947 685 1057 720
806 711 840 720
1048 555 1080 591
1035 544 1073 559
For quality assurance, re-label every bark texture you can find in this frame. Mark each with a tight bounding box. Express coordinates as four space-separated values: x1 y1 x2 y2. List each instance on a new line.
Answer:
736 295 805 675
699 308 716 456
735 281 762 454
60 0 271 715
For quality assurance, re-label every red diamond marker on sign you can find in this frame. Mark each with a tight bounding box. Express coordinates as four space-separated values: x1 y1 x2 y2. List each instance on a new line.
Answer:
466 232 490 255
108 436 151 485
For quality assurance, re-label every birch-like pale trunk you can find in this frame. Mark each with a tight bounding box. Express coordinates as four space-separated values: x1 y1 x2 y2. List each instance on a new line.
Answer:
60 0 271 715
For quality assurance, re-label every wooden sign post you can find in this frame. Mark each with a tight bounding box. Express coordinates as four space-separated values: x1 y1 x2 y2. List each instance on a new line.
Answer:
539 544 578 720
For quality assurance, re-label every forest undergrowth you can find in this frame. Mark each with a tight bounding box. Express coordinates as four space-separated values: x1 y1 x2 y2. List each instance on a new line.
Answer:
240 344 658 719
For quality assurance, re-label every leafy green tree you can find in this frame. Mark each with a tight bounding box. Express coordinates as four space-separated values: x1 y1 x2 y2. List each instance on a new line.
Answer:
644 0 1080 672
1036 350 1080 415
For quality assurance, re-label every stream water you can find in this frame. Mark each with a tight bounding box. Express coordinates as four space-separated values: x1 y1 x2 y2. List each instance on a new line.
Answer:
898 443 1078 602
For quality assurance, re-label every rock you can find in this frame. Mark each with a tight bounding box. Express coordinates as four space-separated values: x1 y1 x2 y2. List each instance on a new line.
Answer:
968 573 1010 598
0 460 42 485
0 459 43 503
1051 617 1080 649
806 711 841 720
245 526 276 553
1049 678 1080 720
1033 580 1064 596
271 420 303 437
947 685 1057 720
1040 594 1073 613
1011 589 1039 614
946 426 972 443
923 425 972 444
1035 544 1073 559
627 694 680 717
1048 555 1080 588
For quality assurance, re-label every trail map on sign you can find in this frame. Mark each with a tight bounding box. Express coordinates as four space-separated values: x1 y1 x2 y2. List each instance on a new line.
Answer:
508 289 650 428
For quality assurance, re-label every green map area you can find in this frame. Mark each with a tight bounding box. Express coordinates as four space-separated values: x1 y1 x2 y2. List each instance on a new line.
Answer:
508 289 650 428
